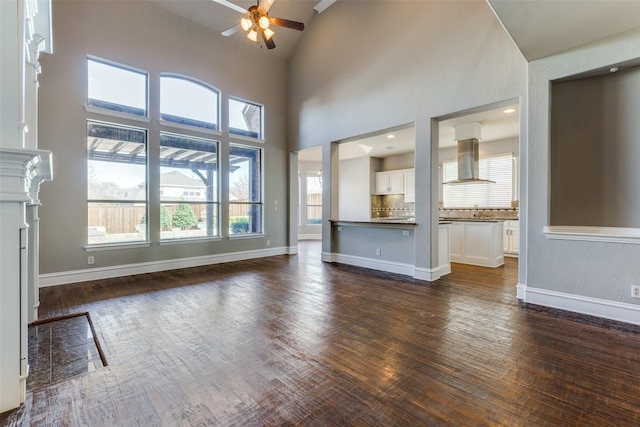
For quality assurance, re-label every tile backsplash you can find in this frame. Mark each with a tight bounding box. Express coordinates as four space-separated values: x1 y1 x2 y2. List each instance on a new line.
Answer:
371 195 519 220
371 195 414 218
439 208 519 220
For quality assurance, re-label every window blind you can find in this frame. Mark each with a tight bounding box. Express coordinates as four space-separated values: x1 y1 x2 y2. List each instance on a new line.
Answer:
442 154 513 208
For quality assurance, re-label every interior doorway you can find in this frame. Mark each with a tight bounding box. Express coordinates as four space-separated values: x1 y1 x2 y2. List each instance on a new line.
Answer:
435 99 521 274
297 146 323 241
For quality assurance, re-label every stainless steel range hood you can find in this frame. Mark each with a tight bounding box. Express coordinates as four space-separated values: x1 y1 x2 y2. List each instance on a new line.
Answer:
444 122 494 185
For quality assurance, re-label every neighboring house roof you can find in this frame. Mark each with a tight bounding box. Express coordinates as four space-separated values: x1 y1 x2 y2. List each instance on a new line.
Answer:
137 171 206 189
161 171 205 188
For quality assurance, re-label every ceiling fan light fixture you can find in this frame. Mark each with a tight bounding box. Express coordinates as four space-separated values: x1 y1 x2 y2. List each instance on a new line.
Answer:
240 17 252 31
247 29 258 42
263 27 275 40
258 15 270 30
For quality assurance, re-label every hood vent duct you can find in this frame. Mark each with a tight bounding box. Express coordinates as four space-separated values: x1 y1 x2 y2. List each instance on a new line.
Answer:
444 122 494 185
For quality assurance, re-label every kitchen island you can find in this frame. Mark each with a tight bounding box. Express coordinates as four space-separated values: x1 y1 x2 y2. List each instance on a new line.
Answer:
442 219 504 267
327 219 451 280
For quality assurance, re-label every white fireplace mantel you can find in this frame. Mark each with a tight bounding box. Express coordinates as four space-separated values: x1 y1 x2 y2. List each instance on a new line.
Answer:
0 147 52 412
0 147 53 203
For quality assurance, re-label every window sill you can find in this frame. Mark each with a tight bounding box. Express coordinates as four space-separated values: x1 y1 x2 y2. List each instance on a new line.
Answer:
159 119 223 136
159 237 222 246
229 133 265 144
543 226 640 245
228 233 265 240
85 241 151 252
85 105 151 123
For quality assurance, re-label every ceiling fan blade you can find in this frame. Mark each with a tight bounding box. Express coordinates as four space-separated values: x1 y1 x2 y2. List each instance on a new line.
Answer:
211 0 247 14
314 0 336 13
261 29 276 50
221 24 241 37
270 16 305 31
258 0 275 14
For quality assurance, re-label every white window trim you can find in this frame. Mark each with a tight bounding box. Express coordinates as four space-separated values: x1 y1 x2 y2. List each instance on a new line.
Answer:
86 55 149 118
159 73 221 133
85 242 151 252
228 133 266 144
544 226 640 245
159 237 223 246
229 96 264 141
159 119 223 136
228 233 266 240
85 105 152 123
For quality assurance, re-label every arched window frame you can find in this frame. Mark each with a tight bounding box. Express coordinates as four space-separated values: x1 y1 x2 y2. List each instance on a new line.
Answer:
159 74 221 133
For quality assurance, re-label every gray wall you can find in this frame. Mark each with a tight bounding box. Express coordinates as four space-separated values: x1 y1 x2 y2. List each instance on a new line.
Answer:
289 1 527 271
550 67 640 227
380 153 414 171
528 28 640 303
38 0 289 274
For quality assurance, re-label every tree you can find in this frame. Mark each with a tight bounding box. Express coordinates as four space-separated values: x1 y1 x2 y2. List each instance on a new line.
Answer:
160 206 172 230
172 204 197 229
229 172 249 201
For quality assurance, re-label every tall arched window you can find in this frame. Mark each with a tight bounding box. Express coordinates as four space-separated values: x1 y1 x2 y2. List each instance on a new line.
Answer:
160 75 220 130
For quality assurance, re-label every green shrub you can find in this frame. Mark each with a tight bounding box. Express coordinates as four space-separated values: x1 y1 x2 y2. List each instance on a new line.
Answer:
172 204 197 229
230 216 249 233
160 206 172 230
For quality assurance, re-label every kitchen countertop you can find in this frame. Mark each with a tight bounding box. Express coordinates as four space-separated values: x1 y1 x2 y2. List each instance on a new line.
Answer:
330 219 417 227
438 217 508 223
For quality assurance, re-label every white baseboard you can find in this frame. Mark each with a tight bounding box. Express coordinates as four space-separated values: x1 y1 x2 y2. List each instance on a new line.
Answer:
298 234 321 240
322 252 415 277
414 264 451 281
287 245 299 255
39 246 290 287
321 252 451 282
520 284 640 326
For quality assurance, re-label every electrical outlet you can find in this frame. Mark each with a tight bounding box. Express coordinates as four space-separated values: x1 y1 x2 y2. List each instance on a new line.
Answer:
87 256 95 265
376 248 381 256
403 230 410 236
632 285 640 299
337 226 342 231
266 240 270 246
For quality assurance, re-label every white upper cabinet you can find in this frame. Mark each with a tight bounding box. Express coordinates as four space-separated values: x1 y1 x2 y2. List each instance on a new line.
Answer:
375 170 404 194
374 169 414 196
404 170 415 202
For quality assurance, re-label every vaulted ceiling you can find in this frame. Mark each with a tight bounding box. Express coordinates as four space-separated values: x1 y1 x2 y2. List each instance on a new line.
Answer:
149 0 323 60
150 1 640 62
488 0 640 61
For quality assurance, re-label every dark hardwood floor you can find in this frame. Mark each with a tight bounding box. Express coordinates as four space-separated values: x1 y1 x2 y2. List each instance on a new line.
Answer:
3 241 640 426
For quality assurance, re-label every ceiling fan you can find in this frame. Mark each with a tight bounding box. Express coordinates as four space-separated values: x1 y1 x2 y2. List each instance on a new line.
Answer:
214 0 306 50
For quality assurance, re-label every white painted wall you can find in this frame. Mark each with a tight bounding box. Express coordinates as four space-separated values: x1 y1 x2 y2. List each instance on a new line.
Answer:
439 137 519 163
37 0 290 277
289 1 527 274
338 157 372 221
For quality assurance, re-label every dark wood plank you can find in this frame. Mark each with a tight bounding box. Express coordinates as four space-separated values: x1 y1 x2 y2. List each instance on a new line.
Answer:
2 242 640 426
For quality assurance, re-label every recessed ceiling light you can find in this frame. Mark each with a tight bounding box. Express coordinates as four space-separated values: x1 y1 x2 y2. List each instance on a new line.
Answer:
387 134 395 139
610 67 619 73
503 108 516 114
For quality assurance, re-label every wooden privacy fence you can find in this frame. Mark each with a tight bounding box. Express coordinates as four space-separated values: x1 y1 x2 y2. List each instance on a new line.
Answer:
89 203 250 234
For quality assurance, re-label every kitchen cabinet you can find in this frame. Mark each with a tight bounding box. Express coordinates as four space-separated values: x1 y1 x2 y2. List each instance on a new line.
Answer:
449 220 504 267
404 171 415 203
503 220 519 256
375 170 405 194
